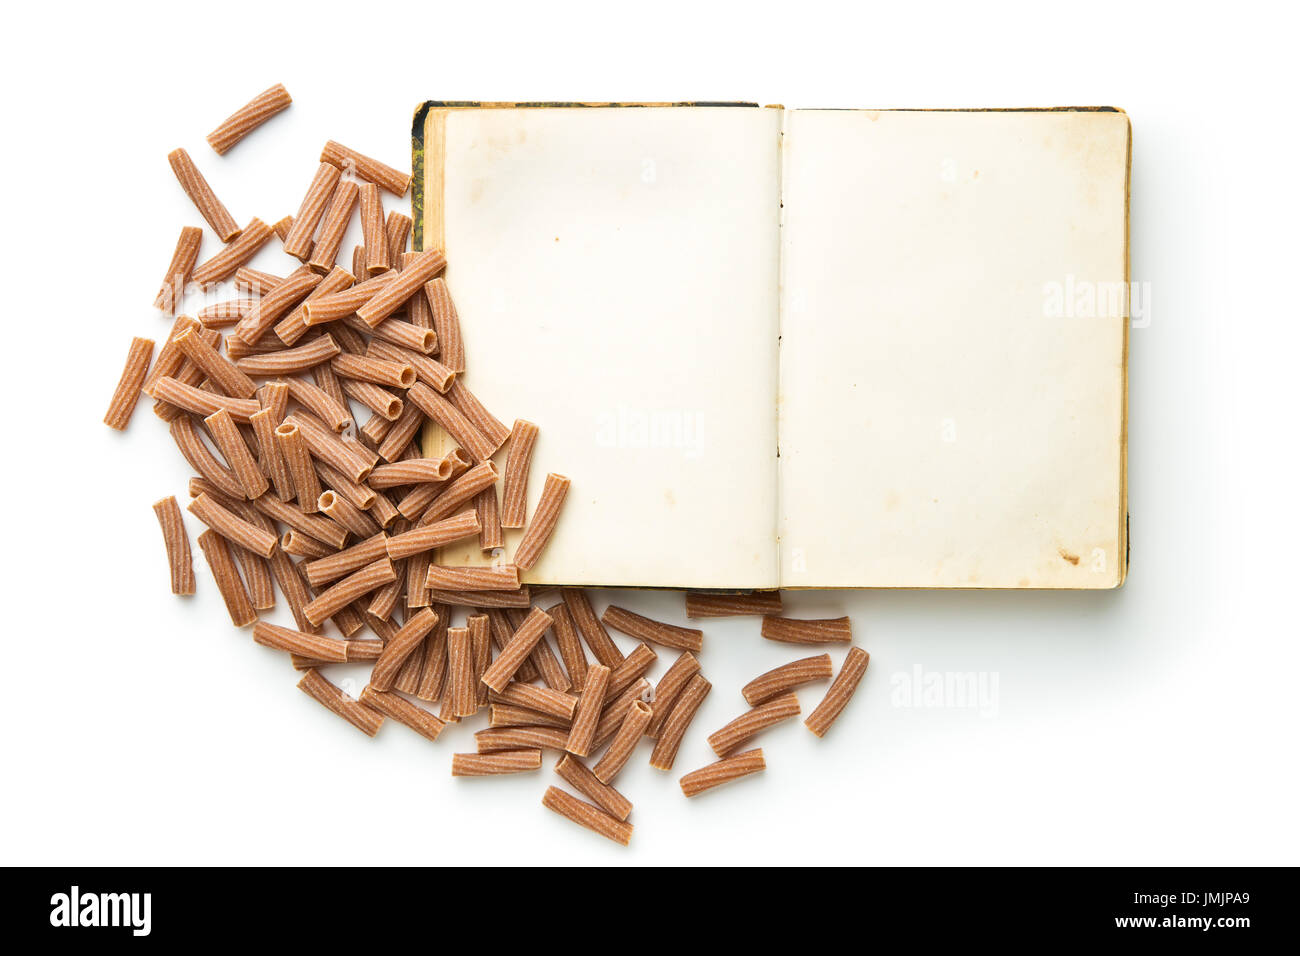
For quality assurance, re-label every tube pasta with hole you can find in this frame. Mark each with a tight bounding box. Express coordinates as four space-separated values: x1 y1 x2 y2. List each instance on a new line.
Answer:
104 337 155 430
152 496 195 595
206 83 291 153
452 751 542 776
761 615 853 645
804 647 870 737
680 749 766 797
197 529 256 627
320 140 411 196
192 218 274 288
297 668 384 736
601 605 703 653
542 786 632 846
302 558 396 627
514 473 571 572
649 675 711 771
154 226 203 313
707 692 801 757
500 419 538 528
167 148 240 241
743 654 834 707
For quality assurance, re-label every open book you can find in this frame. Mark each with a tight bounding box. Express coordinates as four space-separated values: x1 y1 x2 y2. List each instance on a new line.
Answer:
412 103 1130 590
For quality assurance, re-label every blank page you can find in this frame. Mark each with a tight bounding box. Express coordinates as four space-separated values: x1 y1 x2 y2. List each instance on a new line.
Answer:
779 109 1129 588
423 106 781 588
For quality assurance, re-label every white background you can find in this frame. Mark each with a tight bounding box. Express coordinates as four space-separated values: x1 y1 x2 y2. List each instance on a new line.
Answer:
1 0 1296 866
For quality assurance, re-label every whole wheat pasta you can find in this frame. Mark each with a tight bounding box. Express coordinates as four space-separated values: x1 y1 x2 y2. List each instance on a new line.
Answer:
480 607 554 692
281 529 332 559
415 461 499 526
144 316 201 391
275 266 355 345
542 786 632 846
446 380 510 452
196 529 256 627
320 140 411 196
284 380 352 433
369 457 457 489
332 321 368 355
484 609 539 682
413 610 449 700
301 270 394 326
257 379 289 419
743 654 834 707
297 668 384 736
490 704 569 730
592 678 652 751
406 550 431 608
424 564 521 592
359 686 446 742
356 182 389 274
284 412 371 485
307 180 359 273
317 489 379 538
406 382 499 462
680 748 766 798
407 264 433 329
303 558 396 627
475 726 570 753
237 335 341 377
645 651 702 738
167 148 240 241
252 488 349 550
469 612 491 705
253 621 349 662
707 692 801 757
472 486 504 552
103 337 155 430
386 211 412 263
197 299 256 326
353 317 439 356
314 461 377 510
206 83 291 153
204 408 269 499
447 626 476 718
592 701 653 786
275 422 322 512
332 352 417 390
361 411 395 449
344 640 384 661
233 266 324 344
340 379 403 420
561 589 624 667
235 267 283 295
356 249 446 326
515 617 570 693
686 590 784 619
266 548 320 634
151 377 261 423
174 327 257 398
191 218 274 288
648 675 712 772
546 602 589 692
423 277 464 373
187 493 277 557
761 615 853 645
555 754 633 822
452 751 542 776
605 643 658 702
154 226 203 313
490 682 578 721
368 492 400 529
431 587 531 609
173 429 243 501
367 567 404 620
386 511 480 560
149 324 219 421
272 215 293 241
282 162 343 261
151 496 195 595
564 663 610 758
514 473 571 572
224 333 282 363
602 605 703 653
395 483 438 520
334 603 368 639
233 548 275 610
351 244 366 281
367 605 438 690
804 646 870 737
393 623 431 694
500 419 539 528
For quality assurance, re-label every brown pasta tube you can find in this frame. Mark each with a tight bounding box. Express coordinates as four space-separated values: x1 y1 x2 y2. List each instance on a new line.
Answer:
542 786 632 846
275 266 355 346
413 610 450 700
429 587 531 609
356 249 446 326
804 647 870 737
761 615 853 645
386 511 480 559
303 558 396 627
197 299 256 326
546 602 589 692
233 545 274 611
368 605 439 690
275 422 322 512
154 226 203 313
481 607 554 692
257 380 289 420
446 626 476 718
686 590 784 619
592 678 651 751
468 613 492 706
423 277 465 373
357 182 389 274
235 267 283 295
472 486 504 552
152 496 195 595
104 337 155 430
175 327 257 398
266 548 319 634
564 663 610 758
284 380 352 434
424 564 520 592
206 83 291 154
649 675 712 772
237 335 341 377
252 493 348 551
167 148 240 241
314 461 376 511
377 403 429 465
560 758 635 830
475 726 570 753
490 704 569 730
173 422 243 501
281 530 331 559
605 643 658 702
339 380 401 421
406 382 496 463
491 682 578 721
151 377 260 423
253 621 349 662
744 654 835 707
707 692 801 758
514 473 571 571
366 559 405 620
357 686 444 742
369 457 458 489
272 215 293 241
282 162 342 261
360 412 394 450
347 317 438 359
307 180 359 273
233 266 324 345
283 412 369 481
483 606 540 681
680 749 766 798
561 589 624 667
318 490 379 538
204 408 269 499
331 353 415 389
416 461 500 526
592 700 652 785
320 140 411 196
446 380 510 451
453 751 542 776
645 651 702 738
385 211 412 263
196 529 256 627
144 316 201 392
301 270 394 326
500 419 538 528
602 605 703 653
188 493 277 557
191 218 274 288
524 628 571 693
351 244 366 282
297 668 384 736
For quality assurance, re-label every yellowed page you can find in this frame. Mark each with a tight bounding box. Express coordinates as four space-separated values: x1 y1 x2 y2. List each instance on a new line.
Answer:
429 106 781 588
779 109 1129 588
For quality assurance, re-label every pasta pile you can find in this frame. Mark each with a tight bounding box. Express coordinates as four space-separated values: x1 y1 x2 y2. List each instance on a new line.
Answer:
104 85 871 847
